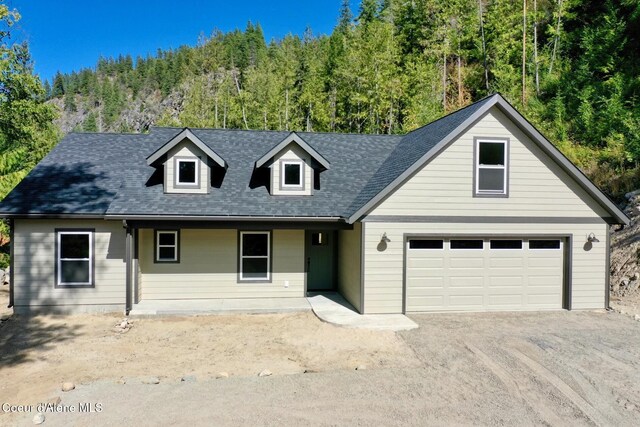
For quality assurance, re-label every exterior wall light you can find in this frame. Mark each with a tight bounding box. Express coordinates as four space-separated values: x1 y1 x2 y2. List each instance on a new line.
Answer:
380 233 391 243
587 233 600 243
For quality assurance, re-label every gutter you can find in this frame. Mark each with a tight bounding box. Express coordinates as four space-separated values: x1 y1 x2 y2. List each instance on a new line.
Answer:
105 215 347 222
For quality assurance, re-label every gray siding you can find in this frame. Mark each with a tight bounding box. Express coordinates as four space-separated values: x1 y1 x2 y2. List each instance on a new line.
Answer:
164 140 210 194
271 145 313 196
337 222 362 312
369 108 609 218
363 222 607 313
13 219 126 313
360 107 610 314
139 229 305 299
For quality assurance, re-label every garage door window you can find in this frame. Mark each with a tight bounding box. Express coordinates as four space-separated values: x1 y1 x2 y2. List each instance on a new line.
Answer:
475 138 508 196
450 239 483 249
529 240 561 249
409 239 444 249
490 240 522 249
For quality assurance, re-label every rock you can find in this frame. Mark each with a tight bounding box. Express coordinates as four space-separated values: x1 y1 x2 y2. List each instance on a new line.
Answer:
142 377 160 385
181 375 196 383
216 372 229 379
32 413 45 425
116 378 127 385
61 382 75 392
119 320 129 329
635 314 640 321
0 314 11 322
258 369 272 377
47 396 61 406
355 365 367 371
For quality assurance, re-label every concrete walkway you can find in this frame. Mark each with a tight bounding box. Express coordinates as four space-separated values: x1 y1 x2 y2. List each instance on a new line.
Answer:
130 294 418 331
129 298 311 316
307 293 419 331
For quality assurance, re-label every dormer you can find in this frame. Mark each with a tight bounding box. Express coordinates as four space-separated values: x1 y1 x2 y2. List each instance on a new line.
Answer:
255 132 330 196
146 128 227 194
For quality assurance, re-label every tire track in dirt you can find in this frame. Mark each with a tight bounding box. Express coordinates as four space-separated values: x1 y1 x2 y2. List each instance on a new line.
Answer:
465 342 568 426
508 346 614 427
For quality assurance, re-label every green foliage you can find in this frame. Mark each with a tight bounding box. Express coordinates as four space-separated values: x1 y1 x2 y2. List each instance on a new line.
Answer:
41 0 640 199
0 5 58 201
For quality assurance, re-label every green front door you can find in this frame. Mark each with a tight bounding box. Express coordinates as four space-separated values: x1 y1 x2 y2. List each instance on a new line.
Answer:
306 230 336 291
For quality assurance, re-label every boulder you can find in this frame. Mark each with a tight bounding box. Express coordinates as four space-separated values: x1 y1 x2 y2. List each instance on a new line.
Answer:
258 369 272 377
61 382 75 392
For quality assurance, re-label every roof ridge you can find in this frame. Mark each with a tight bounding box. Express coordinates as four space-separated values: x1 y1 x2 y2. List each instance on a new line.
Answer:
149 126 404 138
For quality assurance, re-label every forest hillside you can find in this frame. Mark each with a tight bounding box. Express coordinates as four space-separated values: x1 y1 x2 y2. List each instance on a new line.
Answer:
13 0 640 202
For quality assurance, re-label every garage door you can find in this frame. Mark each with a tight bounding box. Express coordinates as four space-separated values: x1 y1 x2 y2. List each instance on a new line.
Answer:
405 237 564 312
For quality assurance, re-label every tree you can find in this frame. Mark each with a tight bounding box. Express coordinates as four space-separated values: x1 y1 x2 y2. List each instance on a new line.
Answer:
0 5 58 198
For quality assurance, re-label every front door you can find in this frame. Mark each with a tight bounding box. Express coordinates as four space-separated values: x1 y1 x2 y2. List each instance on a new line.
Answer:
306 230 336 291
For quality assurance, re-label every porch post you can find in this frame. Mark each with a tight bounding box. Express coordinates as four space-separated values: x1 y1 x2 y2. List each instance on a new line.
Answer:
8 219 13 308
124 222 132 314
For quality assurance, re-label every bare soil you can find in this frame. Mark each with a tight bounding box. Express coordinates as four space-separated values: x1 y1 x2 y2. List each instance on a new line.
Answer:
0 288 418 417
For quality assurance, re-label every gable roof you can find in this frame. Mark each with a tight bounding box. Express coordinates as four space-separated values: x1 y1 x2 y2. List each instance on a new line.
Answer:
146 128 227 168
255 131 331 170
345 94 629 225
0 94 627 225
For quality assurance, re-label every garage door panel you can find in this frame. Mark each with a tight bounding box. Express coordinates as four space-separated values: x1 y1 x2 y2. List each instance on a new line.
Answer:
406 237 563 312
489 276 524 287
407 257 444 268
488 294 524 306
489 257 524 268
450 257 484 268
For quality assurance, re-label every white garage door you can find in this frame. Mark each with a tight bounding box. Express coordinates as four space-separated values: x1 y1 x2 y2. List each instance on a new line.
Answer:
406 237 564 312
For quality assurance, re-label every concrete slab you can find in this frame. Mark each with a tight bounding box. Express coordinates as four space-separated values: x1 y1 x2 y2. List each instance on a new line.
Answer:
129 298 311 317
307 293 419 331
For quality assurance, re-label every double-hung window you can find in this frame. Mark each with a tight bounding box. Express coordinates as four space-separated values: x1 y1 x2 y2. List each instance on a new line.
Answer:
239 231 271 281
281 160 303 189
176 158 199 186
475 138 508 196
56 230 94 287
155 230 179 262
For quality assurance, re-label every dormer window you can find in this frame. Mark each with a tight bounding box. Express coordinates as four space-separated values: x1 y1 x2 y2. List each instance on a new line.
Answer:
176 158 199 186
281 160 304 189
254 132 331 197
146 128 227 195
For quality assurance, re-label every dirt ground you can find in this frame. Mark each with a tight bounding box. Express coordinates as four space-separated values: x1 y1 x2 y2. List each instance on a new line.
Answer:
4 308 640 426
3 285 640 425
0 287 419 422
610 292 640 318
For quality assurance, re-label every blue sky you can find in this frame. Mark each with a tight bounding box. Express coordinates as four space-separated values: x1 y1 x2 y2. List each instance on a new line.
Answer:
8 0 358 82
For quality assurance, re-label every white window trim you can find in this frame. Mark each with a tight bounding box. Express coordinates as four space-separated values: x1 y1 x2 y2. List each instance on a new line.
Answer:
239 231 271 281
475 138 508 195
176 158 200 186
156 230 178 262
280 160 304 189
57 231 93 287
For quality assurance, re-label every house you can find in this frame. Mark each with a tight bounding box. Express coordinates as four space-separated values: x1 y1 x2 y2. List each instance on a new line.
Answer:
0 94 628 315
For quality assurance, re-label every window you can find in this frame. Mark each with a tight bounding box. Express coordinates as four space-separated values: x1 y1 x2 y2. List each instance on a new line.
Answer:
529 239 561 250
475 139 508 195
155 230 179 262
281 160 303 189
176 158 199 186
490 240 523 249
409 239 444 249
239 231 271 281
56 230 93 287
450 239 484 250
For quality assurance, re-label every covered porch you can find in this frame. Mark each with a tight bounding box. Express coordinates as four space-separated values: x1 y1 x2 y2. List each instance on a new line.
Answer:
122 219 364 314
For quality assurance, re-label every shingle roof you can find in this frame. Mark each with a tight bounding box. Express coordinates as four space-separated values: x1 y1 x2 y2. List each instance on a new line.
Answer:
344 95 496 219
0 126 402 218
0 94 627 224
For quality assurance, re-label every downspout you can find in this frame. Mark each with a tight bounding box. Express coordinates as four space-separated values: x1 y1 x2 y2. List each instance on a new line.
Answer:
605 226 611 310
124 220 132 314
8 219 14 308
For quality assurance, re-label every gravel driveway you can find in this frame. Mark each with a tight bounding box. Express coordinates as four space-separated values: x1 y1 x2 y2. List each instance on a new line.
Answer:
9 310 640 426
